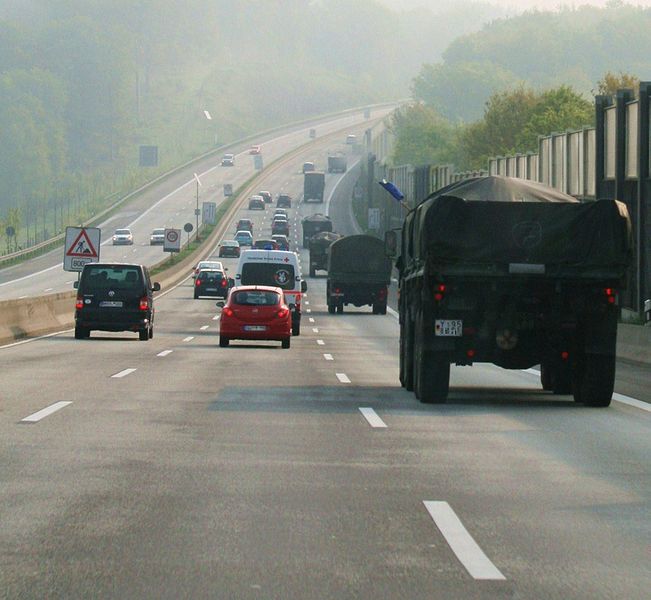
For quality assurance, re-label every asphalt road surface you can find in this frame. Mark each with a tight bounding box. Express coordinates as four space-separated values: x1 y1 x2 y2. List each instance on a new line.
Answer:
1 137 649 599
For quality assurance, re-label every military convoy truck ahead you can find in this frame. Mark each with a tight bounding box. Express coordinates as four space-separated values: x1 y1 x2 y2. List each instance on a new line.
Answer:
304 171 325 203
327 155 347 173
309 231 342 277
327 235 392 314
301 214 333 248
393 176 632 406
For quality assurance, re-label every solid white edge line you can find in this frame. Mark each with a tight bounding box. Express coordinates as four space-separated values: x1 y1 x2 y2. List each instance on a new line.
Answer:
359 407 387 428
323 353 334 361
520 368 650 412
386 306 399 319
157 350 173 357
336 372 351 383
21 401 73 423
111 368 137 379
423 501 506 581
612 392 651 412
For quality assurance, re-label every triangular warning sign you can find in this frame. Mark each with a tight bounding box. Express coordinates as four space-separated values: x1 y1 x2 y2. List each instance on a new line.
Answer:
66 229 98 258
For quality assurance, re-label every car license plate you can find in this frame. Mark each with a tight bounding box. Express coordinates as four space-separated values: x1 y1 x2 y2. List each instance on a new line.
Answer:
435 319 462 337
244 325 267 331
99 301 123 308
206 288 217 292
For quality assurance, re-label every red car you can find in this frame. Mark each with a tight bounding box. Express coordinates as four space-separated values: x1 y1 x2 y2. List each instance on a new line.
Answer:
219 286 291 348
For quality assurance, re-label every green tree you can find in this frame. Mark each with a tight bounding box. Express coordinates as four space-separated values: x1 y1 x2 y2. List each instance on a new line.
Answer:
389 104 459 167
596 71 640 96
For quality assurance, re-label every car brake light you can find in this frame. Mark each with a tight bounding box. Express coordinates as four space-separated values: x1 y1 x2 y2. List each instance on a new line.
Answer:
222 307 234 317
139 297 149 311
196 279 202 286
221 279 228 287
277 307 289 318
561 351 569 361
75 296 83 310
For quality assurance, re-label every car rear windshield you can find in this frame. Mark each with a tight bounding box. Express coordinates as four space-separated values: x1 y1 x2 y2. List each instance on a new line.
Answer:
241 263 295 290
82 266 143 289
152 229 164 235
115 229 130 235
232 290 280 306
198 271 224 282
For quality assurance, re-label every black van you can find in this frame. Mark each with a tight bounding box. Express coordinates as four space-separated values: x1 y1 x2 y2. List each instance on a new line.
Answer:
74 263 160 340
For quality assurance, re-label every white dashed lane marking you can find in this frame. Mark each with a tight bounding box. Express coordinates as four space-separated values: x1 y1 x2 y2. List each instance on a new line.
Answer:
336 373 351 383
359 407 387 428
312 328 319 333
200 325 210 331
21 401 73 423
309 318 315 323
157 350 173 357
183 336 195 342
423 501 506 581
213 315 220 321
323 353 333 361
317 339 325 346
112 368 137 379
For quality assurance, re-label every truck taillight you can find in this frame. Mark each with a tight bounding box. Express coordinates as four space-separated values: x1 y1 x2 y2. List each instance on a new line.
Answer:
378 287 387 299
139 297 149 311
604 288 616 304
75 296 83 310
434 284 446 302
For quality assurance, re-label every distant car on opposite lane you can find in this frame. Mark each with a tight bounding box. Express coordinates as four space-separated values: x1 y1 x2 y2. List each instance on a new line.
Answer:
249 145 261 154
149 228 165 245
112 228 134 245
221 153 235 166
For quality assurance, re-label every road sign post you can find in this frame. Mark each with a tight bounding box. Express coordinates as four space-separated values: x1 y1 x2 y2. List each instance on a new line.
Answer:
63 227 101 272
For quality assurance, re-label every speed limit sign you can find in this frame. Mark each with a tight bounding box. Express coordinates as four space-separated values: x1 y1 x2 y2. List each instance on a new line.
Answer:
164 228 181 253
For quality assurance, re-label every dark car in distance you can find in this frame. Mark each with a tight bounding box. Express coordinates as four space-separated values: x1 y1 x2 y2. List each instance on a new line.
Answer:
218 240 240 258
277 194 292 208
194 269 230 299
74 263 160 341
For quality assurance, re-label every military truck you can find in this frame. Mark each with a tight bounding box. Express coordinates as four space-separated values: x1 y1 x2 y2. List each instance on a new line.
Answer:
327 235 392 314
392 176 632 406
327 155 347 173
301 214 333 248
309 231 342 277
304 171 325 203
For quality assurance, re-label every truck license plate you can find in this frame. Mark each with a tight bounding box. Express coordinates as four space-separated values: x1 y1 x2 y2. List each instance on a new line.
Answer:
435 319 462 337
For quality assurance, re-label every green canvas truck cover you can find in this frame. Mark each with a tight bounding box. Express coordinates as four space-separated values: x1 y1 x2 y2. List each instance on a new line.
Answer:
411 176 632 271
328 235 393 282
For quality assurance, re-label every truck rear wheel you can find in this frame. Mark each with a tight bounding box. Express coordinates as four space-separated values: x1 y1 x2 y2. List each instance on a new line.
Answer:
540 363 553 391
309 266 315 277
572 353 615 407
336 304 343 314
413 314 449 403
400 318 414 391
328 304 335 314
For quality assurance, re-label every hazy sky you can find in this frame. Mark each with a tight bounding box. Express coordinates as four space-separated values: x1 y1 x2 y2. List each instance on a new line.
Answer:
381 0 651 11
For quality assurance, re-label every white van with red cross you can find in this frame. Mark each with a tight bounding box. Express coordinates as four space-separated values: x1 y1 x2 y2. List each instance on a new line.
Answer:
235 249 307 335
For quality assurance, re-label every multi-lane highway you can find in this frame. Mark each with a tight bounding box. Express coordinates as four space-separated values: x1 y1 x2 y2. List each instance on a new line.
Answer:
0 107 391 301
1 123 650 599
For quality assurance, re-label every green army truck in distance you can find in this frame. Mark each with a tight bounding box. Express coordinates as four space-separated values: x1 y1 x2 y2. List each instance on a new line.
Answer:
301 213 333 248
391 176 632 406
327 155 347 173
304 171 325 203
327 234 392 314
309 231 342 277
